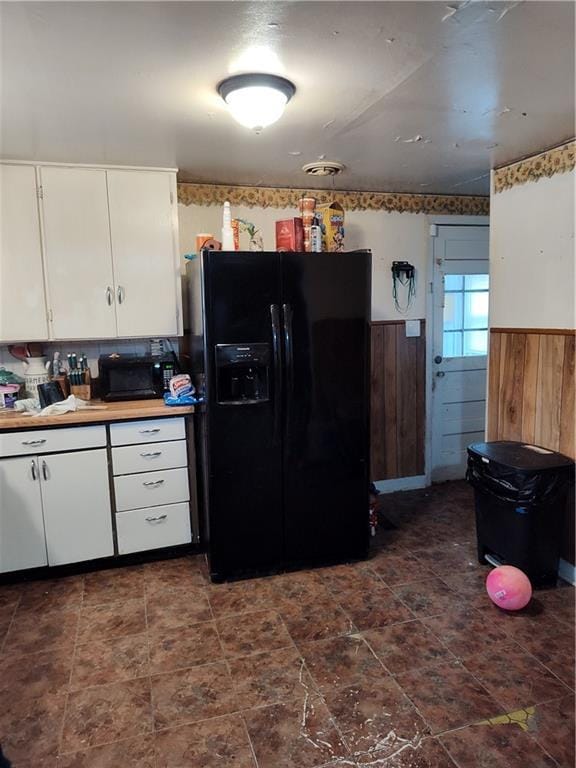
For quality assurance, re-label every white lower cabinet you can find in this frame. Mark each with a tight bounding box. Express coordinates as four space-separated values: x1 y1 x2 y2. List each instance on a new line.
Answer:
116 502 191 555
0 456 48 573
41 449 114 566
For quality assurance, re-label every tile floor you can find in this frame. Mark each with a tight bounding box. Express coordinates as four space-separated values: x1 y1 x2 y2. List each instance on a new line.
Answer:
0 481 574 767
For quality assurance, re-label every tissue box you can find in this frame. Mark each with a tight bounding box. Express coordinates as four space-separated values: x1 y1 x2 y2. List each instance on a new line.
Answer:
276 218 304 252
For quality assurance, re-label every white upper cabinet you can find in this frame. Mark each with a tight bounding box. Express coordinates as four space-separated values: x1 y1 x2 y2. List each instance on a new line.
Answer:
40 167 117 340
0 164 49 342
107 170 179 337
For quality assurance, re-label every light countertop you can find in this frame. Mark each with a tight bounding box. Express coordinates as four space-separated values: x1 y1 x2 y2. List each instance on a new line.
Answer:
0 399 194 431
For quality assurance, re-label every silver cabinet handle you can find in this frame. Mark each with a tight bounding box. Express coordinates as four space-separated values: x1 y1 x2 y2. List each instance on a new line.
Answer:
436 371 445 378
140 451 162 458
117 286 125 304
41 460 49 481
106 286 113 306
142 479 165 487
139 428 160 434
30 460 37 480
21 439 46 446
145 514 168 523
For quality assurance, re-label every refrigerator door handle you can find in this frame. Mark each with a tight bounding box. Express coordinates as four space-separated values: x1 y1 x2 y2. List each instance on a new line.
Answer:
270 304 282 446
282 302 294 436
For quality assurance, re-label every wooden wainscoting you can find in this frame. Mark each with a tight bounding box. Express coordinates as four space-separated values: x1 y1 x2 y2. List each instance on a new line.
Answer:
371 320 425 480
487 328 575 566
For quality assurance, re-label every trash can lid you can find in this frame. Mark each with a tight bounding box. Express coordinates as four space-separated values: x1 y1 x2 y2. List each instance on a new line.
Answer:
468 441 574 471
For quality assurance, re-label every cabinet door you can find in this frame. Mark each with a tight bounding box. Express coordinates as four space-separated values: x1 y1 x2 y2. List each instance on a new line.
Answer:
40 449 113 565
0 165 49 342
0 456 47 573
40 167 117 339
107 170 179 337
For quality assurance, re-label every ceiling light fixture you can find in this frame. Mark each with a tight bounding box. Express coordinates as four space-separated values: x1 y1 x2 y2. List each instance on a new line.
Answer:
218 73 296 133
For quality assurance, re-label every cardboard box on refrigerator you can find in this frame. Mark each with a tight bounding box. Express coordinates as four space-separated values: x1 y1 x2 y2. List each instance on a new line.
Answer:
275 218 304 251
317 202 345 252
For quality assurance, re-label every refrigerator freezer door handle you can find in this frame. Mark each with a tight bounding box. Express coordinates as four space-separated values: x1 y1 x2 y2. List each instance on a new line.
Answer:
270 304 282 446
282 302 294 439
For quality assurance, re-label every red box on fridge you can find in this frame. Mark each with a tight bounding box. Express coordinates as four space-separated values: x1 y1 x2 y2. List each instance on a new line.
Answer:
275 218 304 251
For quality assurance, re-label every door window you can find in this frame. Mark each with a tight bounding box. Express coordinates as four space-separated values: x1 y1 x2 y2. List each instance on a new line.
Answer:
443 274 489 357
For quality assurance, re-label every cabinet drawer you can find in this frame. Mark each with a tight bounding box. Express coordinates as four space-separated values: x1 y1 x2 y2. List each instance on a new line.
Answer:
116 502 192 555
110 418 185 446
0 425 106 458
114 467 190 512
112 440 188 476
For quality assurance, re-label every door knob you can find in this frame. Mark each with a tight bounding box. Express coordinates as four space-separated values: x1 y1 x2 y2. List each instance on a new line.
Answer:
434 355 443 364
436 371 445 377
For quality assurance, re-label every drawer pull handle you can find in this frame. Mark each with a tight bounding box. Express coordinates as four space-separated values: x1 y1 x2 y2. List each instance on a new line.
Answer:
139 428 161 434
21 439 46 446
145 514 168 523
140 451 162 458
143 479 165 487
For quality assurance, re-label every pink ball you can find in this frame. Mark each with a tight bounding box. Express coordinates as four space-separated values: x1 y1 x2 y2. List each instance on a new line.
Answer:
486 565 532 611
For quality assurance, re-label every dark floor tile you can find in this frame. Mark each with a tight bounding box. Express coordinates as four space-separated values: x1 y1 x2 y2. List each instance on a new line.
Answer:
207 578 277 618
440 721 557 768
325 675 429 757
423 606 509 659
228 646 315 709
0 604 16 639
392 578 463 619
0 692 65 765
58 734 156 767
0 647 72 701
216 609 293 658
463 641 571 710
364 620 455 674
536 586 575 627
143 556 210 594
475 601 569 647
243 695 347 768
515 619 575 665
154 714 256 768
148 621 222 674
151 661 239 729
83 567 144 605
2 607 79 655
18 575 84 613
71 634 149 690
280 600 356 643
319 563 384 593
396 661 502 734
271 570 335 608
355 737 456 766
0 583 23 610
536 651 575 690
61 677 153 753
77 599 146 643
146 591 212 632
527 695 575 768
337 584 414 630
369 552 437 587
437 569 491 610
299 634 386 692
410 542 479 577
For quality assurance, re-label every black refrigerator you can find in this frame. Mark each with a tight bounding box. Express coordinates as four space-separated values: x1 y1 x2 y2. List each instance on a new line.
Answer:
187 249 371 582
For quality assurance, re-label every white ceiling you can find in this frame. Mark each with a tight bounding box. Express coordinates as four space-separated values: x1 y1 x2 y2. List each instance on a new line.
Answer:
1 1 574 195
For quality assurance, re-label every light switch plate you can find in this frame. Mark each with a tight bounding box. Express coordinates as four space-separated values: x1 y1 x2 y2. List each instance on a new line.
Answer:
405 320 421 337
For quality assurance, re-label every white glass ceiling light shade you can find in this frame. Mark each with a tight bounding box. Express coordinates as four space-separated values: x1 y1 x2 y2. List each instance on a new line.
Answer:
218 74 296 132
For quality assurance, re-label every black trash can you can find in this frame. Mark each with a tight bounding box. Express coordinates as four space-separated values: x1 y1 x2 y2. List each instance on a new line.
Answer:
466 441 574 586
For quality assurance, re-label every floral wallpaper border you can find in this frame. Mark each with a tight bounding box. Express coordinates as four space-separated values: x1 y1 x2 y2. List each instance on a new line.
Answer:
177 182 489 215
493 140 575 193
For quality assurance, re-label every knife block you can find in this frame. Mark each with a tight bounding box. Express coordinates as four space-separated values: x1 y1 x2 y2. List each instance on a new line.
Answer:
70 370 92 401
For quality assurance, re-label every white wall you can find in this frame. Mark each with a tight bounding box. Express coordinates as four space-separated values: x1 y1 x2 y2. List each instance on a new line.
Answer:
489 169 576 329
178 203 429 321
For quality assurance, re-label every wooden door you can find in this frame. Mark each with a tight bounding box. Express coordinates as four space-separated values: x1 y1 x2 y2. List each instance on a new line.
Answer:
40 167 117 339
431 225 490 480
0 164 49 342
107 170 180 337
40 449 114 565
0 456 47 573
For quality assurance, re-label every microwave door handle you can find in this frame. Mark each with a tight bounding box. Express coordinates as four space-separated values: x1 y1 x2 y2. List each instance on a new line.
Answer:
270 304 282 447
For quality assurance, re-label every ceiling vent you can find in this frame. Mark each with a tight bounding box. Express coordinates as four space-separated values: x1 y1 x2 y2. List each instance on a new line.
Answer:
302 161 345 177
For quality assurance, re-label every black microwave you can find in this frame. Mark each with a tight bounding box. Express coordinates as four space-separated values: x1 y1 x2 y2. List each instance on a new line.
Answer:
98 354 178 401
